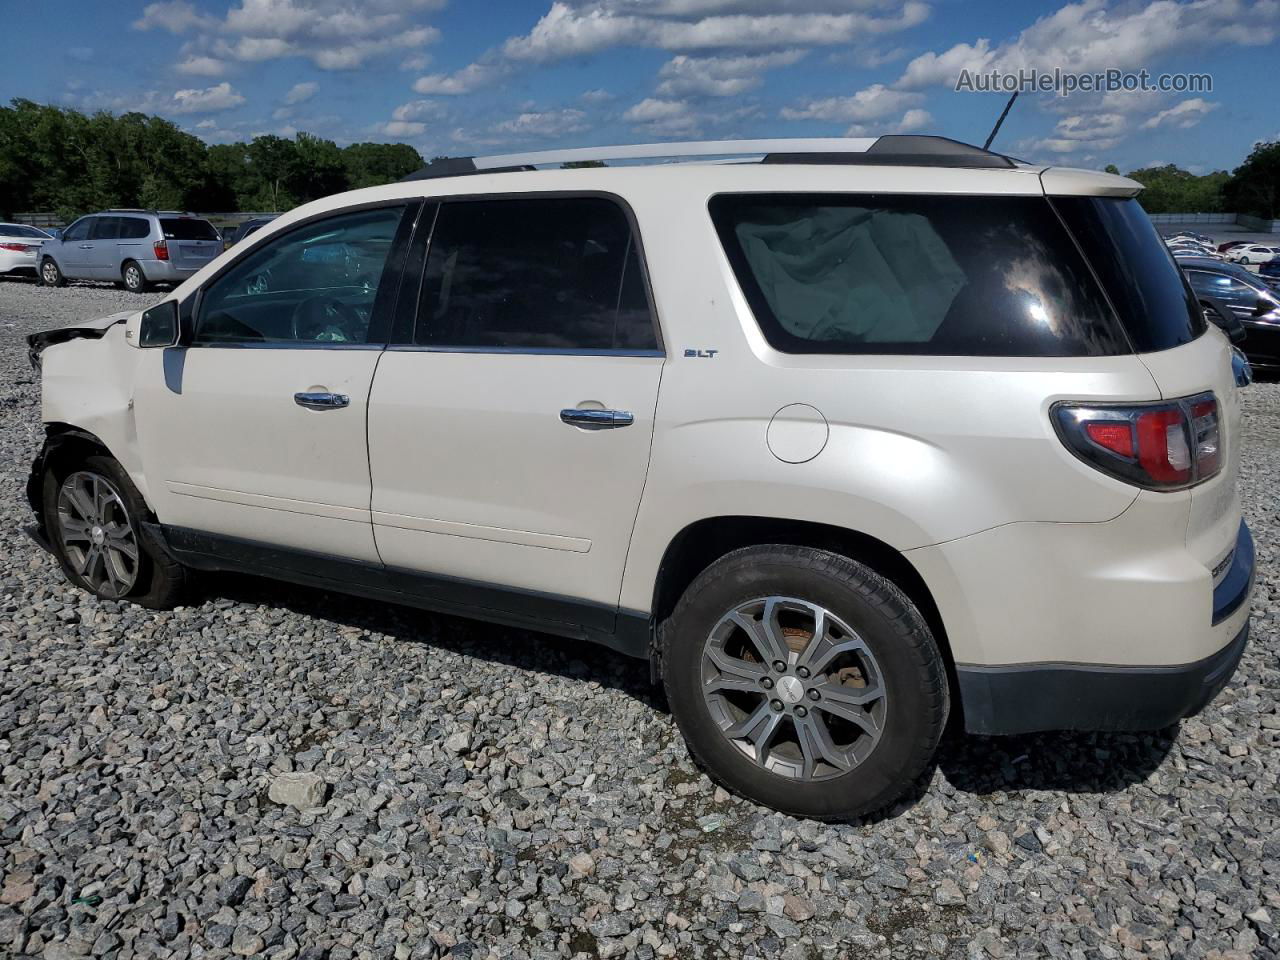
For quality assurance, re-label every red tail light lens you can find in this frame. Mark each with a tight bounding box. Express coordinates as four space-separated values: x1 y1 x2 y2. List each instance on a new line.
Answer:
153 240 169 261
0 242 33 252
1053 393 1221 490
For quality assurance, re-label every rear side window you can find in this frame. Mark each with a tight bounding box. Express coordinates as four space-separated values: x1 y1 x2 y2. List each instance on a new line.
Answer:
1052 197 1205 352
414 196 657 352
161 218 219 241
710 193 1126 357
118 217 150 239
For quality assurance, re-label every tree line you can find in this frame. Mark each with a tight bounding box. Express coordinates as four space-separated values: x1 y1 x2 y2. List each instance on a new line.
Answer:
2 98 1278 221
0 99 424 220
1106 139 1279 218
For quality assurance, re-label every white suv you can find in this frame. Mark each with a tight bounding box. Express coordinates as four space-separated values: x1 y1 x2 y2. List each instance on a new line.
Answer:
24 136 1255 819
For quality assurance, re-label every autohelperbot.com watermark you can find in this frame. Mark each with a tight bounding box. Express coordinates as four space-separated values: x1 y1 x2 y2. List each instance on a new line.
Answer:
956 67 1212 97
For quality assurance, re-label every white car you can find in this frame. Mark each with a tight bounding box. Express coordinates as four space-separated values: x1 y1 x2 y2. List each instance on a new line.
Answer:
23 136 1254 819
1230 243 1280 265
0 222 52 278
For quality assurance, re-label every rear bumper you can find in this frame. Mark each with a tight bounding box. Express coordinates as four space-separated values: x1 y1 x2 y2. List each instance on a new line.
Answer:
957 620 1249 735
138 260 200 282
953 520 1254 735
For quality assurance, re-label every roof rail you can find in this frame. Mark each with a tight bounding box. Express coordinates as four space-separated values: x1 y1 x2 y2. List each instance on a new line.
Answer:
401 135 1015 182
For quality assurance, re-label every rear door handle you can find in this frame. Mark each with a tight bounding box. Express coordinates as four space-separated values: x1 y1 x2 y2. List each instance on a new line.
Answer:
560 408 634 429
294 391 350 410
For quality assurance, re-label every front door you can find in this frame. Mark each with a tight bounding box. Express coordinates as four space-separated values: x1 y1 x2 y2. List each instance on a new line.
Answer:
367 195 664 624
59 216 96 276
133 203 416 562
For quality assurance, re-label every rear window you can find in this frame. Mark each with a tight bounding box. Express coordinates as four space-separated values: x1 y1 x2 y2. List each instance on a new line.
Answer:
1051 197 1206 352
160 218 219 241
710 193 1127 357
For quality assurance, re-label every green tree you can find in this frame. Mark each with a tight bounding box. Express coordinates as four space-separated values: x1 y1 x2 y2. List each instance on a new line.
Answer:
1125 164 1227 214
1223 140 1280 219
342 142 423 189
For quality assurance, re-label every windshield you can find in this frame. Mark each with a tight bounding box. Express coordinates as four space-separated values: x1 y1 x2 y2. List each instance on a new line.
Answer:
1052 197 1206 353
160 218 219 241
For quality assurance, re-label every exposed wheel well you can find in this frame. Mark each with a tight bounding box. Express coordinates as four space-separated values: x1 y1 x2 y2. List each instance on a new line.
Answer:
27 426 115 532
651 516 959 717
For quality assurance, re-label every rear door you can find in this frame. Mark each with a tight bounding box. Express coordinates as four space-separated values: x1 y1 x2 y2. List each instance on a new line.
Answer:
367 195 664 625
160 216 221 272
133 202 417 561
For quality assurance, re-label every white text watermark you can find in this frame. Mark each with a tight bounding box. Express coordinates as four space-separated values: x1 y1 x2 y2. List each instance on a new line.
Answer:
956 68 1212 98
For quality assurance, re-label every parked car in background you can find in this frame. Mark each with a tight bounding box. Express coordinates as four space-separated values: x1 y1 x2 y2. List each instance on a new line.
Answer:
39 210 221 293
1218 240 1250 253
22 135 1253 819
1182 257 1280 372
1171 245 1223 261
1259 257 1280 288
0 223 52 278
223 215 280 251
1228 243 1280 265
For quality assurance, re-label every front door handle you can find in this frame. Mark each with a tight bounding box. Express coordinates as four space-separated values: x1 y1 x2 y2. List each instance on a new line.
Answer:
560 408 634 429
294 391 350 410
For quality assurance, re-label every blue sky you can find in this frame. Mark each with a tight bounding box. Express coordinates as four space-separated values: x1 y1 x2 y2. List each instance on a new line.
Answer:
4 0 1278 173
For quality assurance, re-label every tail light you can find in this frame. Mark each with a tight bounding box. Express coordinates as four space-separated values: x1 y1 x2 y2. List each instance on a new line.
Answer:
153 240 169 261
1053 393 1221 490
0 242 34 252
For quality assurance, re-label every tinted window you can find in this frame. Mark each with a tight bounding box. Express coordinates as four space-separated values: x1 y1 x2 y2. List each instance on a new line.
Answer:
161 217 219 241
196 206 407 345
710 193 1125 357
415 197 657 352
63 218 92 242
118 217 150 239
1 224 43 238
1052 197 1206 353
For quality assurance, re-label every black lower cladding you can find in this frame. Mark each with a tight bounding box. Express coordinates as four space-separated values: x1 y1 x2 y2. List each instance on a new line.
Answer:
958 622 1249 736
154 525 652 659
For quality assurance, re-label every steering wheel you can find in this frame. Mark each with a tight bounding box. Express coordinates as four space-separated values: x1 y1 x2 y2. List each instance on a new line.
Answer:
290 295 364 342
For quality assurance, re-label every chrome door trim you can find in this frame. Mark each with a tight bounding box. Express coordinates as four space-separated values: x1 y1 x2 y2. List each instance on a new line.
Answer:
385 344 665 358
560 408 635 429
294 391 351 409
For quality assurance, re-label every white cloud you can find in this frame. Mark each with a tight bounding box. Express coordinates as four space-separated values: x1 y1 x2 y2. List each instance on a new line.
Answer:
392 100 445 122
138 0 443 71
1140 97 1218 130
175 55 228 76
401 52 432 71
845 107 934 137
169 82 246 114
899 0 1280 89
284 81 318 105
781 83 923 122
579 88 614 104
655 50 805 97
380 120 427 138
502 1 929 61
414 62 506 95
623 98 702 137
493 108 589 138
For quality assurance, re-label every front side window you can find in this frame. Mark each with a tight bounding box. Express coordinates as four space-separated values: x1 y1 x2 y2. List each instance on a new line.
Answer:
195 205 407 345
414 196 657 352
710 193 1126 357
63 218 92 242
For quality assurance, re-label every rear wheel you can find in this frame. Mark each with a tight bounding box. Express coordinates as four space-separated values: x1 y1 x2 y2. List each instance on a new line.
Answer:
43 453 187 608
122 261 149 293
40 258 65 287
662 545 948 820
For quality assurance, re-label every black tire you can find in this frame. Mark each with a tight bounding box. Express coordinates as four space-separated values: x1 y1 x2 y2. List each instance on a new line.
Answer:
662 545 948 820
121 261 149 293
43 453 188 609
40 258 66 287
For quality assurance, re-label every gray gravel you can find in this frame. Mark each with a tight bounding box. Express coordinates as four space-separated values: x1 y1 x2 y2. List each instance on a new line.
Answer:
2 277 1279 960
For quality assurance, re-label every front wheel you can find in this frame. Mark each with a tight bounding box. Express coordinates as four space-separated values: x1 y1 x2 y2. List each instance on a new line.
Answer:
662 545 949 820
40 258 66 287
43 453 187 608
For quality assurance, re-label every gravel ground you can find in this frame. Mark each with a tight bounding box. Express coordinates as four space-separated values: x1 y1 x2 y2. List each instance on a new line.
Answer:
2 278 1279 960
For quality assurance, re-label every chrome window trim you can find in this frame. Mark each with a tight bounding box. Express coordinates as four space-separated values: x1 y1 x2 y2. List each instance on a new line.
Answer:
385 344 665 358
185 341 388 351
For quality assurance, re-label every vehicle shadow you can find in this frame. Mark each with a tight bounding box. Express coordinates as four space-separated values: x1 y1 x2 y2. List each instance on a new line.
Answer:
935 723 1178 797
201 570 665 709
200 571 1179 815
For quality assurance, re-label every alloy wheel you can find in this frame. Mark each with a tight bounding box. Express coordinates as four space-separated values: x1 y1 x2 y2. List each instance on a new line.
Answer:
700 596 887 782
56 471 139 598
42 261 58 284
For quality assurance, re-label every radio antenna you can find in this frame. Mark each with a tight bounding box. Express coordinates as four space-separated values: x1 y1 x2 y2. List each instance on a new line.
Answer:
983 91 1019 151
